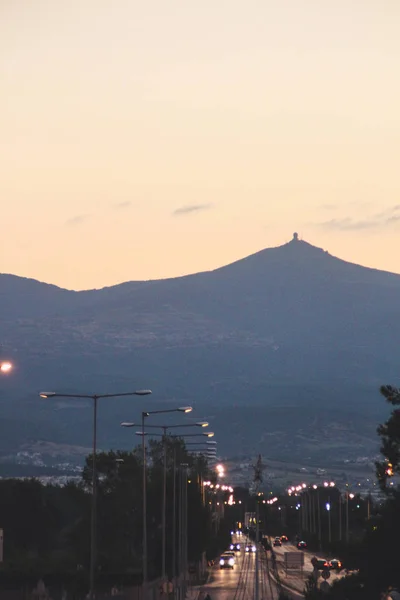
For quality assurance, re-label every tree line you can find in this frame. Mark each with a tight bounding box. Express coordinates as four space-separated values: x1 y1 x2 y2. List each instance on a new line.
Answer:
303 384 400 600
0 437 229 595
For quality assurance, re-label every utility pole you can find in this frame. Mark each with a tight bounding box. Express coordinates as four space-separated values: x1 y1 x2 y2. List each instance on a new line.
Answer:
317 490 322 551
252 455 263 600
162 427 167 583
178 463 188 600
328 496 331 544
172 448 177 586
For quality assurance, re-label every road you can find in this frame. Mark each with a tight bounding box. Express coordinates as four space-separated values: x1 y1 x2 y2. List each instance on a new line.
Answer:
271 539 344 594
197 536 301 600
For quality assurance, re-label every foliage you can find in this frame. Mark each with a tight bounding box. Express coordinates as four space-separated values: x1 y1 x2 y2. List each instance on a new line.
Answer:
376 385 400 491
0 438 218 591
304 574 324 600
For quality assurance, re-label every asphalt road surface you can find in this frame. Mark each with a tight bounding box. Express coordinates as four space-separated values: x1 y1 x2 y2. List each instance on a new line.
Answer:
271 539 344 594
199 536 300 600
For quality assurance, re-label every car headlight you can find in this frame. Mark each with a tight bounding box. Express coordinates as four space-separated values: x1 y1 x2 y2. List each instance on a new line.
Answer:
220 559 224 565
229 559 234 566
252 546 256 552
230 545 234 550
245 547 249 552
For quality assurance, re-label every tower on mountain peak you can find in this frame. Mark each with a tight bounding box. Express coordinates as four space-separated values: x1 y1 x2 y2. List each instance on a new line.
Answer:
293 232 299 241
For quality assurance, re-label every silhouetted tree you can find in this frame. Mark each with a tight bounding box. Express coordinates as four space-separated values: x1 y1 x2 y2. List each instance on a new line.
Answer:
376 385 400 491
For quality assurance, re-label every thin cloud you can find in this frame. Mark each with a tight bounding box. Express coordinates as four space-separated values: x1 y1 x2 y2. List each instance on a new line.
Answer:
387 214 400 224
319 218 378 231
172 203 214 216
65 214 91 226
317 212 400 231
319 201 371 212
113 201 131 210
375 204 400 219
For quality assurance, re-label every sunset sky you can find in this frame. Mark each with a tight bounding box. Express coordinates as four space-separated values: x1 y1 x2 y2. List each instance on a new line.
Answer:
1 0 399 290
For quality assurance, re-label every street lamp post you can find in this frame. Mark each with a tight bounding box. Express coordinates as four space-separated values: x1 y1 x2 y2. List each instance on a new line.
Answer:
136 430 214 597
40 389 152 599
122 406 196 596
173 441 216 585
345 491 354 543
148 422 208 584
326 499 331 544
122 416 209 584
317 490 322 551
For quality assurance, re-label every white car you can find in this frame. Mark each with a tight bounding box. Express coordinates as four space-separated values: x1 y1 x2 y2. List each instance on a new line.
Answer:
220 554 235 569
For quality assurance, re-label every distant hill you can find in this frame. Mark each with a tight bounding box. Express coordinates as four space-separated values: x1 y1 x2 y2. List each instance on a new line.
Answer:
0 234 397 461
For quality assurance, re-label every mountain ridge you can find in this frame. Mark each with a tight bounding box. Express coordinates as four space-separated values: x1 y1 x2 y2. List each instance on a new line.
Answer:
2 234 400 296
0 235 398 459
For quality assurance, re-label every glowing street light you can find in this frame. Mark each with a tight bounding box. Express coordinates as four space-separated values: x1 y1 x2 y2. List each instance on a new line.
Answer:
0 362 12 373
386 463 394 477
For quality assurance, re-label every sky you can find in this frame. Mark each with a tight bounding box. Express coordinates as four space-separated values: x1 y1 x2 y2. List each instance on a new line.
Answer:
1 0 399 290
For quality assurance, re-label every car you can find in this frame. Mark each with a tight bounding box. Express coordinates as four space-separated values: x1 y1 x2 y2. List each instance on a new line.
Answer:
273 538 282 547
311 557 331 570
330 559 343 571
229 543 241 552
297 540 307 549
280 535 289 543
245 544 257 552
219 554 235 569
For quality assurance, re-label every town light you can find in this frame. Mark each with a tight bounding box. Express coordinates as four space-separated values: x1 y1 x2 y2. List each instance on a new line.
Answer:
0 362 12 373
